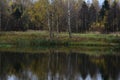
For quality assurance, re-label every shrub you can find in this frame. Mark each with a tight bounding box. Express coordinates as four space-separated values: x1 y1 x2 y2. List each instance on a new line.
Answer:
90 22 105 33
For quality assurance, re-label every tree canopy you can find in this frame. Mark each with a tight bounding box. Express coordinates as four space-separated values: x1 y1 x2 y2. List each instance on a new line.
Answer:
0 0 120 33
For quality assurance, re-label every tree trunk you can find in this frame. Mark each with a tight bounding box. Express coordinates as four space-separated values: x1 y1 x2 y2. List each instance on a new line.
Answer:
51 12 54 38
57 16 59 38
68 0 72 38
0 0 3 31
47 11 52 40
0 9 1 31
76 13 78 33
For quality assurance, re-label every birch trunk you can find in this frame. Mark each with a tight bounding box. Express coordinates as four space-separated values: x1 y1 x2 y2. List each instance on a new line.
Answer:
47 11 52 40
68 0 72 38
57 16 59 38
51 12 54 38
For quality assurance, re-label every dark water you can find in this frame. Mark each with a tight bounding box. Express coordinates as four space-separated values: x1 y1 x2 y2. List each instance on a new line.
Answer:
0 51 120 80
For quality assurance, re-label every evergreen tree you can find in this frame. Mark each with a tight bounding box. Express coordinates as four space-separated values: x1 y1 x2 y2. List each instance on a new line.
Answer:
99 0 110 33
99 0 110 20
108 1 120 32
79 1 89 32
11 3 28 31
89 4 97 26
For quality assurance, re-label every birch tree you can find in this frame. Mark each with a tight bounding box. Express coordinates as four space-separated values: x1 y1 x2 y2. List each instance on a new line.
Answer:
92 0 99 11
68 0 72 38
53 0 64 37
47 0 53 40
28 0 47 30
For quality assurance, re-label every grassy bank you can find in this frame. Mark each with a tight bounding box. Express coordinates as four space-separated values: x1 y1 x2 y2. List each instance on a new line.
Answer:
0 31 120 48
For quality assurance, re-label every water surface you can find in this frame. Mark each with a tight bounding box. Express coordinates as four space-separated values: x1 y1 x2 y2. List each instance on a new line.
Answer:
0 51 120 80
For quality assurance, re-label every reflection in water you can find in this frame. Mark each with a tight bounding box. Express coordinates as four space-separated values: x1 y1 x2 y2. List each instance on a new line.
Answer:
48 71 52 80
118 73 120 80
7 70 38 80
74 74 83 80
85 74 91 80
0 52 120 80
96 72 103 80
7 75 18 80
24 70 38 80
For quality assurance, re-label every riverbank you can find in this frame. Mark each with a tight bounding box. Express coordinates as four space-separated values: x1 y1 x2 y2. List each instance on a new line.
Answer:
0 31 120 48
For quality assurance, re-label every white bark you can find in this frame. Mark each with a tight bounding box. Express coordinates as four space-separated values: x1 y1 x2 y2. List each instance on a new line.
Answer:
68 0 72 38
47 10 52 40
56 15 59 38
51 12 54 38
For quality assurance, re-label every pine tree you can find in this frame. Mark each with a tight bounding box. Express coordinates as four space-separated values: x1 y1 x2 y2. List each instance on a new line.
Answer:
99 0 110 20
99 0 110 33
89 4 97 26
108 1 120 32
79 1 89 32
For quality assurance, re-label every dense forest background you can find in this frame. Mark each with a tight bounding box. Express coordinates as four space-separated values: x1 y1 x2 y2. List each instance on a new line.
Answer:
0 0 120 33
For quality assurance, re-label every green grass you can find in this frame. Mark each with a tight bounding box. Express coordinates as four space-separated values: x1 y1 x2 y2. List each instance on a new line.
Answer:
0 31 119 48
0 31 119 54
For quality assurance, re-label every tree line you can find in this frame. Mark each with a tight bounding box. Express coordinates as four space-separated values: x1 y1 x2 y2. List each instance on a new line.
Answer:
0 0 120 35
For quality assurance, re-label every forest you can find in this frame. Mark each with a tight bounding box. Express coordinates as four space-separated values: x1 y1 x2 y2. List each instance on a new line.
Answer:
0 0 120 38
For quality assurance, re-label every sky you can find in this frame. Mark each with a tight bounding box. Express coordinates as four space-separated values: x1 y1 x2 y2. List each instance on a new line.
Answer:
99 0 104 4
85 0 104 5
33 0 105 5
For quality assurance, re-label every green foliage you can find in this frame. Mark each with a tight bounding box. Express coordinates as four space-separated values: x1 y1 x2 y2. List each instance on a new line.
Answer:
28 0 48 30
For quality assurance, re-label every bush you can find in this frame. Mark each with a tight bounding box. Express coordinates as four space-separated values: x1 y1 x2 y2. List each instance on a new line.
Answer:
90 22 105 33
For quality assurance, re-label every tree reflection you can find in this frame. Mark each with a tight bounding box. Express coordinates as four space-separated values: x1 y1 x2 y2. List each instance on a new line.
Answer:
0 51 120 80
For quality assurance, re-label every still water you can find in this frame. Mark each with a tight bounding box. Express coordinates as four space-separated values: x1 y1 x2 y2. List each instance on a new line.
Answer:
0 51 120 80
